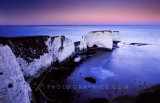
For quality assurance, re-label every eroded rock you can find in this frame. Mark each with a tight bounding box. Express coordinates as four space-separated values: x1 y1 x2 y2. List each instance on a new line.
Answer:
112 31 119 42
85 77 96 84
90 98 109 103
0 36 75 78
84 30 113 50
0 45 31 103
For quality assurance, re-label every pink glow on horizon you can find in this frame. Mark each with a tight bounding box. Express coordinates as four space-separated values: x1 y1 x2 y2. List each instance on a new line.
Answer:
15 9 160 25
1 0 160 25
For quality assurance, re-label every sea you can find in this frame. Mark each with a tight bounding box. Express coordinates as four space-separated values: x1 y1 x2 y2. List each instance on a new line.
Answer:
1 25 160 102
0 25 160 44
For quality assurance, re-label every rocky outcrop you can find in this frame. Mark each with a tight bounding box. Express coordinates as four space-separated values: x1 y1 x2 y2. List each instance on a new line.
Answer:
0 36 75 78
83 30 113 50
112 31 119 42
49 36 75 62
0 36 75 103
84 77 96 84
0 45 31 103
79 36 87 50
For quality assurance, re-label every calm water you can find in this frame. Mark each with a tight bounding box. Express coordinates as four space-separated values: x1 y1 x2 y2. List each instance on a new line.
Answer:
67 44 160 102
1 25 160 102
0 25 160 44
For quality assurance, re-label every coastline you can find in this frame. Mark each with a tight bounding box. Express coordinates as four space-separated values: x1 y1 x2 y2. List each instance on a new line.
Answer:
1 30 160 103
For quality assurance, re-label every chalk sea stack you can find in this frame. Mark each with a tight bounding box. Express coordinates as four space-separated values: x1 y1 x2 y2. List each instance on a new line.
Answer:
112 31 119 42
80 30 113 50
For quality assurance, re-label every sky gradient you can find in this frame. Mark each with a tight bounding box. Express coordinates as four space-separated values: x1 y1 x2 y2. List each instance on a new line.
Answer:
0 0 160 25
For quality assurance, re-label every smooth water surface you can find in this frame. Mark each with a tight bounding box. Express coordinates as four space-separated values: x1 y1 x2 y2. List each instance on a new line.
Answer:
0 25 160 44
67 44 160 102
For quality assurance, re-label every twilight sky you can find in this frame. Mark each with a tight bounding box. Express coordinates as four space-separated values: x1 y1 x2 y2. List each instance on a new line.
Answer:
0 0 160 25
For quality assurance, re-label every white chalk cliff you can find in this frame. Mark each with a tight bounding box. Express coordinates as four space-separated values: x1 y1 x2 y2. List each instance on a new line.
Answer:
0 45 31 103
0 36 75 78
79 36 87 50
84 30 113 50
50 36 75 62
16 36 75 77
0 36 75 103
112 31 119 42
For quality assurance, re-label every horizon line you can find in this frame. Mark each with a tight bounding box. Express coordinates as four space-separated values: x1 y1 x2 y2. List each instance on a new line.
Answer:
0 24 160 27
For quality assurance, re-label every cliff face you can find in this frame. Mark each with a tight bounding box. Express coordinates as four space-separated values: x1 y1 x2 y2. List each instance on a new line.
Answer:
48 36 75 62
112 31 119 42
79 36 87 50
0 36 75 78
82 30 113 50
0 36 75 103
0 45 31 103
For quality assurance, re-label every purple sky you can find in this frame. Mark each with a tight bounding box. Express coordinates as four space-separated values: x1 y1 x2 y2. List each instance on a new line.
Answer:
0 0 160 25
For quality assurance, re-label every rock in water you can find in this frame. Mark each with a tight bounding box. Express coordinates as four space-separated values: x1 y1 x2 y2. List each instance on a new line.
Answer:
79 36 87 50
90 98 109 103
0 45 31 103
84 77 96 84
74 56 81 62
112 31 119 42
84 30 113 50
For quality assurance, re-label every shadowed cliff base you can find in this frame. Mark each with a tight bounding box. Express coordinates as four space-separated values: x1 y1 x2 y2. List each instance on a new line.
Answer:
30 47 101 103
